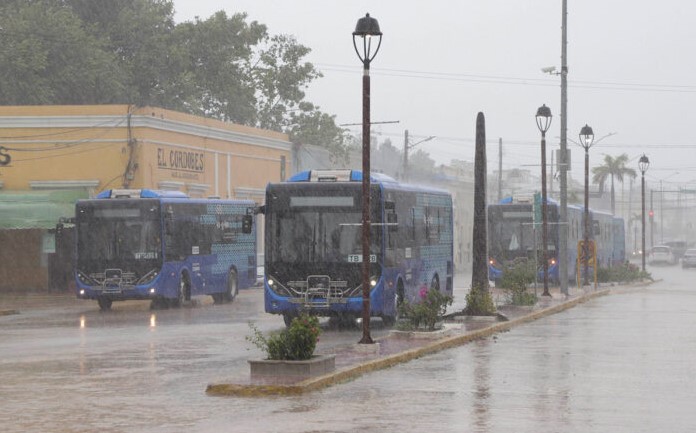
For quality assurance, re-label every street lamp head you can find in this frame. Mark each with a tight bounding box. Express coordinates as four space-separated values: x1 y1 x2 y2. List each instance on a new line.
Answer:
352 13 383 68
579 124 595 149
638 154 650 174
535 104 552 133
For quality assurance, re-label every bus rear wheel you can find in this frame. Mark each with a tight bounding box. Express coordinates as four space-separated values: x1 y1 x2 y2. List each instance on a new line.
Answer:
223 269 238 303
431 275 440 291
97 297 112 311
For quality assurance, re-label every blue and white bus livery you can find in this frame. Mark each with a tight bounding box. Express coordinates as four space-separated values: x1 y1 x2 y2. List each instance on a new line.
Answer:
74 189 256 310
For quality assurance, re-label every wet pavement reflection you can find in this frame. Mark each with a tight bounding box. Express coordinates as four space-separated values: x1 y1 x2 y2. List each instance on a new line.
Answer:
2 266 696 432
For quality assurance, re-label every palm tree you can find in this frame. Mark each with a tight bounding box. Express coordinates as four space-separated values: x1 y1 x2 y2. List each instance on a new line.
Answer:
592 153 637 215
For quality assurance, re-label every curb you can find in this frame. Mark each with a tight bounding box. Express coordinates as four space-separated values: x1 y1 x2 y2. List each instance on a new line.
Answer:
206 288 611 397
0 309 19 316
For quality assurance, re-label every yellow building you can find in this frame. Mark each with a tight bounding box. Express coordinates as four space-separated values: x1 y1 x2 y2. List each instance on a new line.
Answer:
0 105 291 291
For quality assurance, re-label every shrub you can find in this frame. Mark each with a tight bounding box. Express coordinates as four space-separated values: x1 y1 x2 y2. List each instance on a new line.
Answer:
597 262 652 283
463 285 496 316
499 259 536 290
246 313 321 360
499 259 537 306
398 286 453 331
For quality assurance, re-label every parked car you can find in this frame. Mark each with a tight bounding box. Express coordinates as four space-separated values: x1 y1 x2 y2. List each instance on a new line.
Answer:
648 245 676 265
681 249 696 269
664 241 688 261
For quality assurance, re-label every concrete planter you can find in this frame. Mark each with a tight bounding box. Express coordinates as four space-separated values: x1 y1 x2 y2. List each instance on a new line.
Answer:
389 323 461 340
249 354 336 377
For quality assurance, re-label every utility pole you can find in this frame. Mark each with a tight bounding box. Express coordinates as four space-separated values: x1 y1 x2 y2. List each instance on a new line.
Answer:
402 129 435 182
650 189 654 247
403 129 409 181
550 149 554 198
558 0 570 295
629 177 633 252
497 138 503 202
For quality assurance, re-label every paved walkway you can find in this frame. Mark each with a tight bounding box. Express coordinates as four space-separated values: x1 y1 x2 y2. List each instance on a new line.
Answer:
0 282 651 397
206 282 651 397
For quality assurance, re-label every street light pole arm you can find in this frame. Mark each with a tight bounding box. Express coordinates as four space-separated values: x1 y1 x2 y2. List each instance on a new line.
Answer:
592 132 617 147
571 132 617 150
406 135 436 151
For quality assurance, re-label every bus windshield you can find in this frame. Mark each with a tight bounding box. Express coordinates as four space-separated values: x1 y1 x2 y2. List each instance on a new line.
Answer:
268 209 380 264
488 206 538 263
76 201 162 275
490 219 536 255
264 184 383 288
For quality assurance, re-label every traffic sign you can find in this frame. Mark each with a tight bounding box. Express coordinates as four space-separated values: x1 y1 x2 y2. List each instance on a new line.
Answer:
533 192 541 224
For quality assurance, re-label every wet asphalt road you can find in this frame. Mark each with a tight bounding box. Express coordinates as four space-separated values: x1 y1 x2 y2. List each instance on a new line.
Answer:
1 265 695 432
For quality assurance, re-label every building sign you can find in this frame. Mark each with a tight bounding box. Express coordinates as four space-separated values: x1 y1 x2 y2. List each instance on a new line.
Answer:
0 146 11 166
157 147 205 180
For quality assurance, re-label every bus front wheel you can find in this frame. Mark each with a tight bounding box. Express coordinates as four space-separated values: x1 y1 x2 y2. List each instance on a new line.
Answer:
97 297 112 311
172 274 189 308
283 313 296 328
382 282 404 327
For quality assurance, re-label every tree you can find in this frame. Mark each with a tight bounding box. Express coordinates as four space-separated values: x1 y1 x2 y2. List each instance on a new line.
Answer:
286 102 351 163
408 149 437 174
592 153 637 215
0 0 127 104
0 1 345 156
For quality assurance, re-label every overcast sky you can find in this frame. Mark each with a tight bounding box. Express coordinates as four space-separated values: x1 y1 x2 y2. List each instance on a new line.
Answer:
173 0 696 187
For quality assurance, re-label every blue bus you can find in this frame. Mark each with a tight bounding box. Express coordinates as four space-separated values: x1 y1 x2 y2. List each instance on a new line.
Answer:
261 169 454 326
74 189 256 310
488 196 625 285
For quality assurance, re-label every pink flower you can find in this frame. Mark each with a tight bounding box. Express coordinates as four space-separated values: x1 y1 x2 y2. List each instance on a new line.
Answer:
419 286 428 299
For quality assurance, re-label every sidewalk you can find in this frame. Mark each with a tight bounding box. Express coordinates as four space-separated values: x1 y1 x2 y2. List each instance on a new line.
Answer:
0 291 80 315
207 282 648 397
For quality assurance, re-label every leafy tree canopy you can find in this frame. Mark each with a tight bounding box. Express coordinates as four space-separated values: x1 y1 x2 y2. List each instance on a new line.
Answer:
0 0 349 154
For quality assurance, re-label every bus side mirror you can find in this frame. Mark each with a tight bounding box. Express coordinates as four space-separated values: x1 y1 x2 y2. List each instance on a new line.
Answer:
242 214 253 234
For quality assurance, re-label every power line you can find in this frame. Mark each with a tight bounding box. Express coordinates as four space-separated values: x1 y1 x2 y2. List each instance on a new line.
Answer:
315 63 696 94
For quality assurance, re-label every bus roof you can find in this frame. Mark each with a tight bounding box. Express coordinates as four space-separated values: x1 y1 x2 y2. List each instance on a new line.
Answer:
283 169 452 197
288 169 399 185
95 189 189 199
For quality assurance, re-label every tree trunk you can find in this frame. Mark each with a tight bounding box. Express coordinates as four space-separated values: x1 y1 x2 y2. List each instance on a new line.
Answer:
611 175 616 215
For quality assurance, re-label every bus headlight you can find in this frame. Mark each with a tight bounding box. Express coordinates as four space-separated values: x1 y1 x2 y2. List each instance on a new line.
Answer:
349 276 379 297
266 277 291 297
77 271 97 286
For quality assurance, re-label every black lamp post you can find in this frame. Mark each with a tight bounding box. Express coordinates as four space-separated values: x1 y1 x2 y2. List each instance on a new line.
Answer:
353 13 382 344
639 154 650 272
536 104 552 296
579 124 595 285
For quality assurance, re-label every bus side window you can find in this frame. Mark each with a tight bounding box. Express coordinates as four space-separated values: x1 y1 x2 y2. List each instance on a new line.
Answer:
387 212 397 232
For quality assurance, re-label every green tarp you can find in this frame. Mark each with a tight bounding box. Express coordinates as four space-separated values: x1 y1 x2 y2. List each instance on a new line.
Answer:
0 190 87 229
